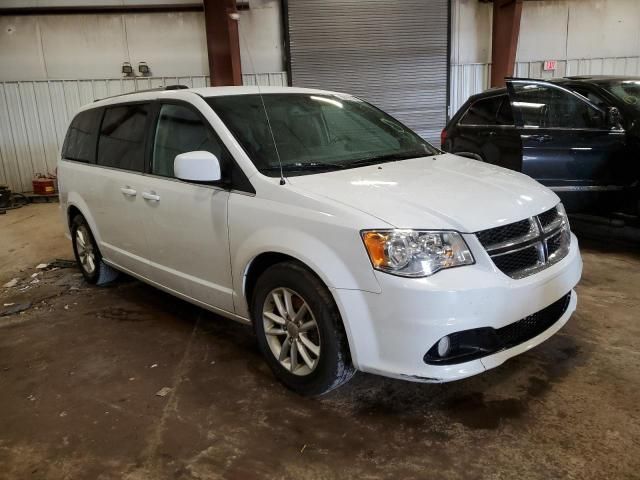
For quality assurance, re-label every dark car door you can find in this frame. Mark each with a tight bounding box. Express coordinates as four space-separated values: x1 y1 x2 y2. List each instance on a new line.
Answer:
450 94 522 171
506 79 627 194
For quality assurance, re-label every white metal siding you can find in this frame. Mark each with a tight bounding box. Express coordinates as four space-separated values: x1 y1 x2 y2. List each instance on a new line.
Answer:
287 0 449 144
0 72 288 192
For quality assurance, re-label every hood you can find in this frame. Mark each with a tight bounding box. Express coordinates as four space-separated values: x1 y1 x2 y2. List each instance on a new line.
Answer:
286 154 560 232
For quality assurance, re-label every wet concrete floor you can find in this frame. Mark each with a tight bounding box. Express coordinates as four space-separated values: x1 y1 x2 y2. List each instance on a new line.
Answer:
1 204 639 479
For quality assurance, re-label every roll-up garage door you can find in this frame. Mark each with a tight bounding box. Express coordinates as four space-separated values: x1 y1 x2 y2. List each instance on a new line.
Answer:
286 0 449 144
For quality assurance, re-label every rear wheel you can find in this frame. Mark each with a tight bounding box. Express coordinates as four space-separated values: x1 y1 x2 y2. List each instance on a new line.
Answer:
71 214 119 285
252 262 355 396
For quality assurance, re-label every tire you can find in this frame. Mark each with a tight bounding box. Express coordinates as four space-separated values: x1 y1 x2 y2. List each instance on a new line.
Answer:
71 214 119 285
251 261 355 396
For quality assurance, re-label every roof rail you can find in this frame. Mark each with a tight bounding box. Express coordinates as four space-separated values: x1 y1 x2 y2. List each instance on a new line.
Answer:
94 84 190 102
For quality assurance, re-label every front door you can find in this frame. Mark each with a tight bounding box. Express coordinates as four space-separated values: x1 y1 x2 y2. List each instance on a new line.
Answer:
506 80 627 194
139 102 234 313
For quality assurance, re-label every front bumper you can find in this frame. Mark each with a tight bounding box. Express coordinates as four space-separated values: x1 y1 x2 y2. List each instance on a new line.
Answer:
331 232 582 382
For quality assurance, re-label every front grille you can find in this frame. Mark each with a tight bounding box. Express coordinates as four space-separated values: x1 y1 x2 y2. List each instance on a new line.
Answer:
495 292 572 348
476 219 533 248
475 205 570 279
492 245 542 277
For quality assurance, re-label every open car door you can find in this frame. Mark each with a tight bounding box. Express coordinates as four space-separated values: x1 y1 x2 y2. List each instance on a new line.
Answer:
506 78 627 211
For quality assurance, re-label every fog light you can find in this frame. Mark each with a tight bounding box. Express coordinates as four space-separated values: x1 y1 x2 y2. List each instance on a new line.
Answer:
437 336 450 357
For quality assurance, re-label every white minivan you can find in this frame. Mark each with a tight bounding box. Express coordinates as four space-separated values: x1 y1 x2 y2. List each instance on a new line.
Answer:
58 86 582 395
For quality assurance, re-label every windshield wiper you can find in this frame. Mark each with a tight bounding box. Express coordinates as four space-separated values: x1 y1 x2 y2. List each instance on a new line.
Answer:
262 162 346 172
347 151 429 168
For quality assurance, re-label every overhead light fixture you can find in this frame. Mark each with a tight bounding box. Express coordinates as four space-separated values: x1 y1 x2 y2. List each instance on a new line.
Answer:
138 62 150 76
121 62 133 76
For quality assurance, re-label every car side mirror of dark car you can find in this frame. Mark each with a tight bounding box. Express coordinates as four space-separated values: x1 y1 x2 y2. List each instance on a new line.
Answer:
606 106 623 129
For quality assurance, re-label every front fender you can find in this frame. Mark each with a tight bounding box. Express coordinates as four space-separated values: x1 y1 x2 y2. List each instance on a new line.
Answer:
231 226 381 319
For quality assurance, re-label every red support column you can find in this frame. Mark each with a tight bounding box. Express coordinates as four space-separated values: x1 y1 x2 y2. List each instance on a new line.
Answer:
490 0 523 87
203 0 242 86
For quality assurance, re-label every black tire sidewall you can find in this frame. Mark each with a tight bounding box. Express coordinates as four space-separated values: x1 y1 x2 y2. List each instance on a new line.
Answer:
71 214 101 284
252 262 351 396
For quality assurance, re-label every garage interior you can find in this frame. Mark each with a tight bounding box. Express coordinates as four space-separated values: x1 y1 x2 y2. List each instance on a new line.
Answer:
1 0 639 478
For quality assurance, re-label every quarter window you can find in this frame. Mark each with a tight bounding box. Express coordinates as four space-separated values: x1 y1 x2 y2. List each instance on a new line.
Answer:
152 104 224 178
460 96 503 126
97 104 150 171
62 108 102 163
510 83 605 129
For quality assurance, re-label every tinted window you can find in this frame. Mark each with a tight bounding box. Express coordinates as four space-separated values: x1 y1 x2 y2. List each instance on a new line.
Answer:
97 104 150 171
570 86 608 109
207 94 436 176
510 83 605 129
152 104 224 177
62 108 102 163
496 97 514 125
460 96 503 125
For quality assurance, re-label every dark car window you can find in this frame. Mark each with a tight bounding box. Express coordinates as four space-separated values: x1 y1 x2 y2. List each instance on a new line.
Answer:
569 86 608 110
510 83 605 129
460 96 503 126
97 104 150 171
496 97 514 125
62 108 103 163
152 104 224 178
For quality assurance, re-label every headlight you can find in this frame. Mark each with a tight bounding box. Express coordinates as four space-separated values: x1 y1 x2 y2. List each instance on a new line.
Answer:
361 229 474 277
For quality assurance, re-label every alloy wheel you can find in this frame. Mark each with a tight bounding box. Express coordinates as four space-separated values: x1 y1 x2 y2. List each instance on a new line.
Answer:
75 225 96 275
262 287 321 376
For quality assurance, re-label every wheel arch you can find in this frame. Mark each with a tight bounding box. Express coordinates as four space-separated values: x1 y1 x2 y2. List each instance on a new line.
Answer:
65 193 103 246
242 250 362 371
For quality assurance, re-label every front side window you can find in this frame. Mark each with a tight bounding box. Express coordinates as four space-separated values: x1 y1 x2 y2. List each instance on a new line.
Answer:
97 104 150 171
62 108 103 163
152 104 224 178
509 83 605 129
206 94 437 176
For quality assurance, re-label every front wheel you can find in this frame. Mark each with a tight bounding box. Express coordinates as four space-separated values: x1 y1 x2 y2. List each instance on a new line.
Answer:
252 262 355 396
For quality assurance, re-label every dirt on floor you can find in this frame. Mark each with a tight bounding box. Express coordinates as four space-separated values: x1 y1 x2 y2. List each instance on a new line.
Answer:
1 203 639 480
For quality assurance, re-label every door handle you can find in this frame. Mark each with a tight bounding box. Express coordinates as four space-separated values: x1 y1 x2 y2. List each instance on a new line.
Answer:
530 134 552 143
120 187 137 196
142 191 160 202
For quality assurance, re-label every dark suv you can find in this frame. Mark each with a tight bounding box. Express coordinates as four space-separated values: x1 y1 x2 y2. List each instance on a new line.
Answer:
442 76 640 214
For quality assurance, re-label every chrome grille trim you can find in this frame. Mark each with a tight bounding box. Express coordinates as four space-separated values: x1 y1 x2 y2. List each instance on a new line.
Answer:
475 205 571 280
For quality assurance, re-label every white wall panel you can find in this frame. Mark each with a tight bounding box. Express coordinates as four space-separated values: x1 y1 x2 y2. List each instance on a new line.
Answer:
0 73 287 192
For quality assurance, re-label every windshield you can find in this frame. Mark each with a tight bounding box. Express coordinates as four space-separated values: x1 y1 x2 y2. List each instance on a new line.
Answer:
206 93 438 176
601 80 640 113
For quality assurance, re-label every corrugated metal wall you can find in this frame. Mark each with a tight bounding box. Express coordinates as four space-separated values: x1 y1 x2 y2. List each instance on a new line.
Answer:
450 55 640 116
287 0 449 144
0 72 288 192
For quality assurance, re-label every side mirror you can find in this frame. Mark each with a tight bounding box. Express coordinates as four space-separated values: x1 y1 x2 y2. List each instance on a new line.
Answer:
606 106 623 129
174 151 221 183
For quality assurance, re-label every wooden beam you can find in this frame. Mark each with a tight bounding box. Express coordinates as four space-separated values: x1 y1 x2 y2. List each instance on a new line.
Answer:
203 0 242 86
490 0 523 87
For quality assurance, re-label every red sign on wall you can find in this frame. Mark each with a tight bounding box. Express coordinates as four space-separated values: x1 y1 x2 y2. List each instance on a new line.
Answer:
543 60 558 71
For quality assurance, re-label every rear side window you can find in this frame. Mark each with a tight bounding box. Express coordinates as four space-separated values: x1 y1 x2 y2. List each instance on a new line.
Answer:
62 108 102 163
460 96 506 126
97 104 150 171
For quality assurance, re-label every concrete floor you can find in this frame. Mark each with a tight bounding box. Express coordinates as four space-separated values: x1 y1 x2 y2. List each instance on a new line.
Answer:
1 203 639 480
